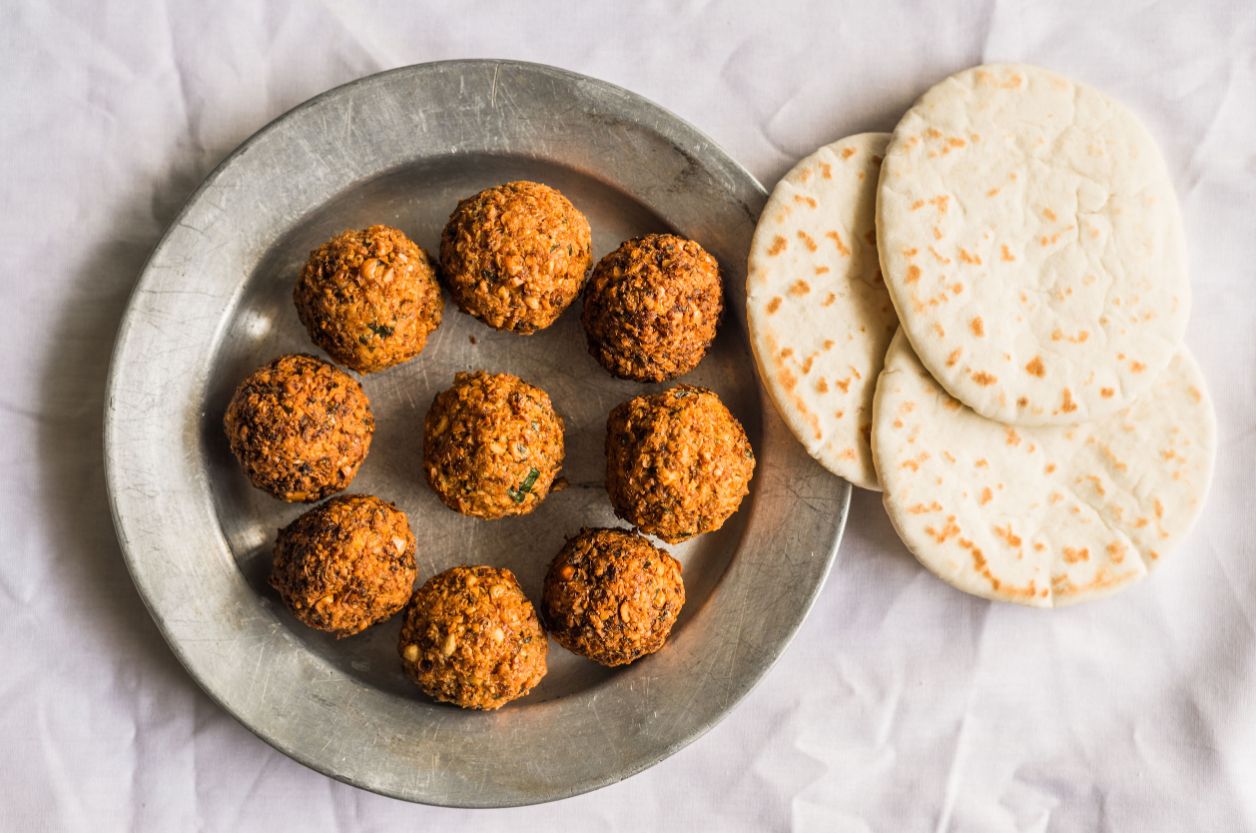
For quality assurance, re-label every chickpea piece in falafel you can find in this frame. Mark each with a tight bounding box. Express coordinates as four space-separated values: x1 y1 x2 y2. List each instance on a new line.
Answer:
606 385 755 543
270 494 417 638
423 371 564 519
543 528 685 667
582 234 723 382
439 181 592 334
294 225 443 374
398 565 547 710
223 354 374 502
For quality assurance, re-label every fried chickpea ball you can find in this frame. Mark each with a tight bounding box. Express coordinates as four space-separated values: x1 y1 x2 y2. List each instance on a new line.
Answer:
224 354 374 502
542 528 685 666
398 565 547 710
270 494 417 638
581 234 723 381
423 371 564 519
294 225 443 373
439 181 592 334
606 385 755 543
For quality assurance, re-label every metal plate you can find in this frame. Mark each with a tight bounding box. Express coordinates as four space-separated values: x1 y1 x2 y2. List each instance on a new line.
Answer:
104 60 851 807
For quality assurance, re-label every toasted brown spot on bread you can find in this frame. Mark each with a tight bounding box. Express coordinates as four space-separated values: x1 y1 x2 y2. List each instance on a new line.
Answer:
1062 546 1090 564
821 292 836 307
1130 360 1147 373
768 236 787 256
994 523 1022 548
822 339 835 350
957 247 982 265
946 348 961 367
801 355 814 374
928 246 951 264
834 377 851 393
1106 542 1126 564
970 317 984 336
793 194 818 208
930 195 950 214
933 323 946 338
815 378 828 393
1025 356 1045 377
840 146 856 159
789 280 811 296
1000 244 1015 262
1060 388 1078 414
979 487 993 505
910 199 926 211
1100 387 1114 398
906 265 921 284
1045 463 1056 474
814 265 830 275
766 297 782 315
972 371 997 386
1005 428 1021 447
826 230 851 257
925 515 960 543
1043 208 1058 221
797 231 818 252
908 501 944 514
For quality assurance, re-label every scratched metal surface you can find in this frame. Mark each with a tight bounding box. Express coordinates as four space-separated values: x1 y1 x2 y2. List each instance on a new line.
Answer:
104 60 851 807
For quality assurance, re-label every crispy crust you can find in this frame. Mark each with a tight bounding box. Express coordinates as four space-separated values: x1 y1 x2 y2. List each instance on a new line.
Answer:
582 234 722 381
294 225 443 373
270 494 417 637
542 528 684 666
422 371 564 519
223 354 374 502
439 181 592 333
605 385 755 543
398 565 547 710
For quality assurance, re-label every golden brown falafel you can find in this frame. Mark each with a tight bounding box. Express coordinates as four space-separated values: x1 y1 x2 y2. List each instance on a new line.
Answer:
294 225 443 373
581 234 723 381
439 181 592 334
270 494 417 637
423 371 564 519
223 354 374 502
398 565 547 710
542 528 685 666
606 385 755 543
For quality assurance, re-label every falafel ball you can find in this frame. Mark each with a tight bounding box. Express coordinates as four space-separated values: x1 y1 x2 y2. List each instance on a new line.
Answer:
398 565 547 710
542 528 685 666
423 371 564 519
606 385 755 543
294 225 443 373
439 181 592 334
223 354 374 502
270 494 417 638
582 234 723 382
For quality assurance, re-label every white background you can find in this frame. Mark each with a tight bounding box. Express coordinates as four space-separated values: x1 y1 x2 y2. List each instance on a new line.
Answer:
3 1 1254 830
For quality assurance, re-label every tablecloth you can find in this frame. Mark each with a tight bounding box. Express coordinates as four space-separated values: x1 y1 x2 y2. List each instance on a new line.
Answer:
3 1 1254 830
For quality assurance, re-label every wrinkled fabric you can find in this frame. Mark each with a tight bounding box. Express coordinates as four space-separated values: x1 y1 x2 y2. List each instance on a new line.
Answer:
1 1 1254 830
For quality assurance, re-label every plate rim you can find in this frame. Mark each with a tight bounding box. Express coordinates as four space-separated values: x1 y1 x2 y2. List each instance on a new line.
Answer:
104 58 851 807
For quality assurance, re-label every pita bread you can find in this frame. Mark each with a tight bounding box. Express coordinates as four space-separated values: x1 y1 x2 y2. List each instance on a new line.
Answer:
877 63 1189 426
873 332 1214 608
747 133 897 490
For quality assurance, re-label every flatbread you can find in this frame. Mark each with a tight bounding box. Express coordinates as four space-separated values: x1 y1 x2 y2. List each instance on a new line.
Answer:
873 332 1214 608
747 133 897 490
877 63 1189 426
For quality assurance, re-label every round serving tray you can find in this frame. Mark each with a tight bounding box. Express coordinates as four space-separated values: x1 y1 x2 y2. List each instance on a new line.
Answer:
104 60 850 807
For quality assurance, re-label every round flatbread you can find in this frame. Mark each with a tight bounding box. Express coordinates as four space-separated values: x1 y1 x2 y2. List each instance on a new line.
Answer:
747 133 897 490
877 63 1189 426
873 332 1214 608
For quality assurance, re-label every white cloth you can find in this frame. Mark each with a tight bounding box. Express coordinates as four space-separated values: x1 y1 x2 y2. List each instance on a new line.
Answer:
3 1 1254 829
